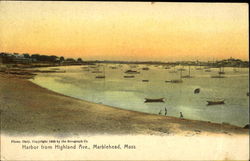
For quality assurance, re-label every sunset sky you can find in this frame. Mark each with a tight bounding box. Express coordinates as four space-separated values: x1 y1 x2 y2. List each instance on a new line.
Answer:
0 2 248 61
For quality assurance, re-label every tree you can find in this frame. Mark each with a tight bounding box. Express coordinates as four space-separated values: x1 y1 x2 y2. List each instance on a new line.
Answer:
59 56 65 62
23 53 30 58
77 58 83 63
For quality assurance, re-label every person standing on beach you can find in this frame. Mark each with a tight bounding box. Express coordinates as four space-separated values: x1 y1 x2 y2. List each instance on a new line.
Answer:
180 112 183 118
164 107 167 116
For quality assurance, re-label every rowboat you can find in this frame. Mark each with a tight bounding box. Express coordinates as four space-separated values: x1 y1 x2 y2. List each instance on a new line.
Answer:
144 98 165 103
207 99 225 105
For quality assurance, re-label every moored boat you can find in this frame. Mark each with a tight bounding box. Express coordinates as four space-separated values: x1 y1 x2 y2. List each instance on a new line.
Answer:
95 75 105 79
165 79 183 83
142 79 149 82
207 99 225 105
144 98 165 103
125 70 140 74
124 75 135 78
142 67 149 70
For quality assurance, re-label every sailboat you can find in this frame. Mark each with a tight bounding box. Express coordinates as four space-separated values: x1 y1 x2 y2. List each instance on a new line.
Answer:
166 70 183 83
169 66 177 73
211 67 225 78
177 65 186 71
218 66 225 74
181 65 193 78
195 62 202 70
95 65 105 79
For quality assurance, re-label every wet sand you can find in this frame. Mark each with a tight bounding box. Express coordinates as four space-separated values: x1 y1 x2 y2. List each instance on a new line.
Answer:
0 73 248 136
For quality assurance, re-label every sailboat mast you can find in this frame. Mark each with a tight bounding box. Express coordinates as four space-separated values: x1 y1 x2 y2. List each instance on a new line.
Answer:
188 65 190 76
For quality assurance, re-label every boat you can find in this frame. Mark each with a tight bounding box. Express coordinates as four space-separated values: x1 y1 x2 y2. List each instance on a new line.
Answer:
194 88 200 94
218 66 225 74
218 71 225 74
142 80 149 82
96 75 105 79
207 99 225 105
95 66 105 79
124 75 135 78
165 79 183 83
211 67 225 78
195 62 202 70
166 69 183 83
92 71 102 73
125 70 140 74
181 65 193 78
142 67 149 70
144 98 165 103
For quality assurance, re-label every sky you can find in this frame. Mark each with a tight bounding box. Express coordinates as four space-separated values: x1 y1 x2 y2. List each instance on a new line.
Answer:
0 2 248 61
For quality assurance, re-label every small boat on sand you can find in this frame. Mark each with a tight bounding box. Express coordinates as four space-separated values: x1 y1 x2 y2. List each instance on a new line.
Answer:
207 99 225 105
144 98 165 103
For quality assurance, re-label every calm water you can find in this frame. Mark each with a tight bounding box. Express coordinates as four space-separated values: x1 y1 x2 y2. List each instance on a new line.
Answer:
31 64 249 127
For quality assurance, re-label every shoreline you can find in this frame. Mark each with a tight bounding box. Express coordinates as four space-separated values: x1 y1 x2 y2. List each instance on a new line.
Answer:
0 73 248 136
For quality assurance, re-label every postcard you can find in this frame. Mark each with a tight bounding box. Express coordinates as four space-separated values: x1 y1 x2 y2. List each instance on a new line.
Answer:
0 1 249 160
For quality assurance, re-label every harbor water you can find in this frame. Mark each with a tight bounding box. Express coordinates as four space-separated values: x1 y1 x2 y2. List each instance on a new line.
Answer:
31 64 249 127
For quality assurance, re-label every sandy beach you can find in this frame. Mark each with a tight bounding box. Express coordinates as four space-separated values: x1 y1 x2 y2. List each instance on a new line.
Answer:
0 73 248 136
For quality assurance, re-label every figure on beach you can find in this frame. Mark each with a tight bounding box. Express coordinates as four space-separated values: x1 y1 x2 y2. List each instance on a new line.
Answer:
164 107 167 116
158 110 162 115
180 112 184 118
